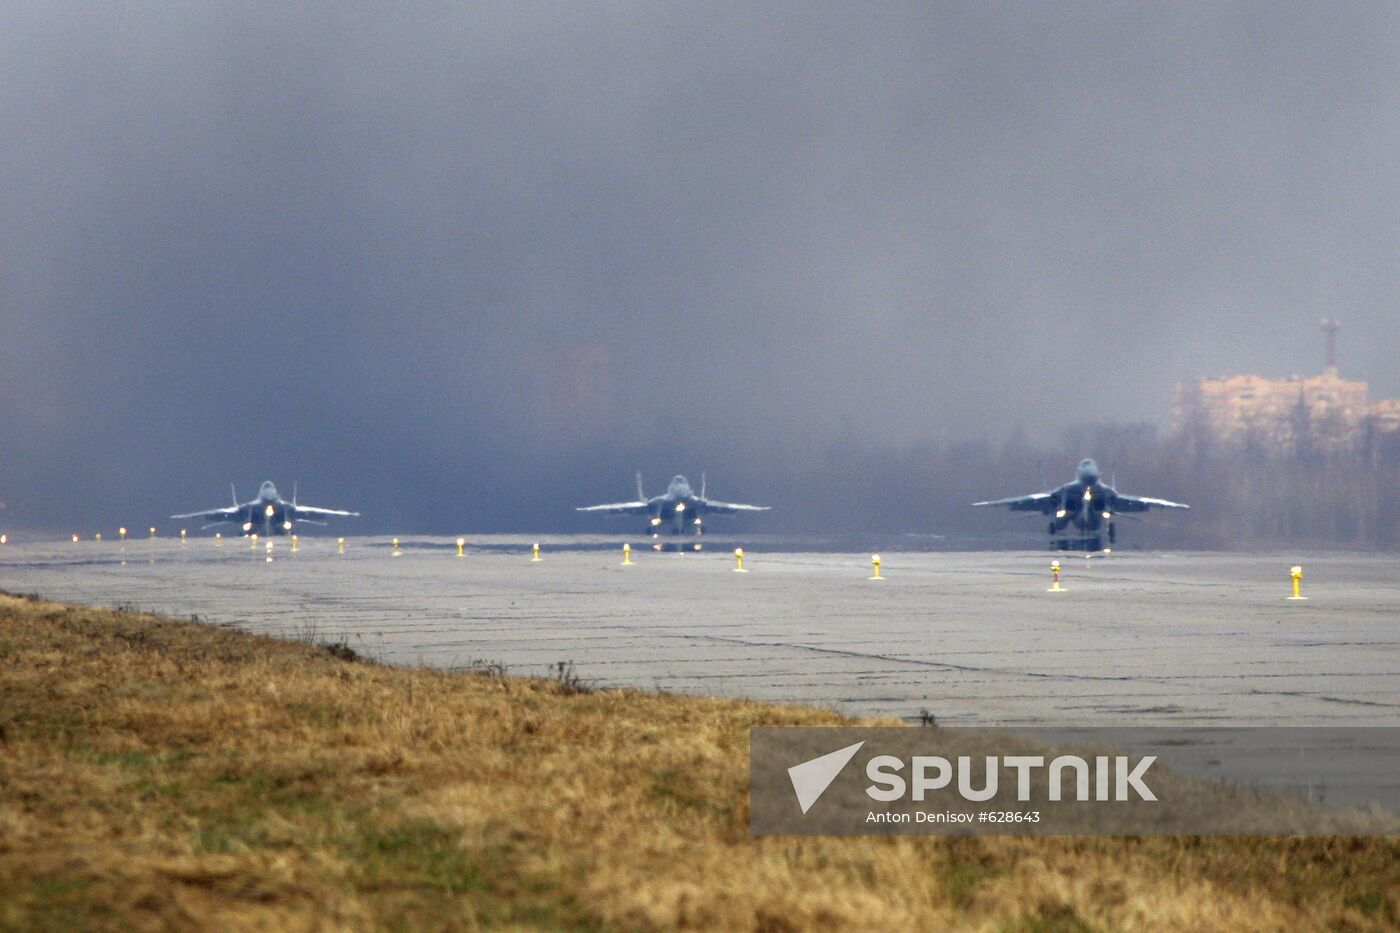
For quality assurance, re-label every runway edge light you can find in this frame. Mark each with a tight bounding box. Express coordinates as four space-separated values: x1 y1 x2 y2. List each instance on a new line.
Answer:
869 554 883 581
1288 564 1308 600
337 537 345 555
622 543 633 565
734 547 748 573
392 538 401 557
532 542 542 562
456 537 466 557
1048 560 1066 592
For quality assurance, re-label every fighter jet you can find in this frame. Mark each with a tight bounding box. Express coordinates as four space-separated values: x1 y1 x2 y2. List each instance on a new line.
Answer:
973 458 1188 551
172 481 360 536
577 473 769 536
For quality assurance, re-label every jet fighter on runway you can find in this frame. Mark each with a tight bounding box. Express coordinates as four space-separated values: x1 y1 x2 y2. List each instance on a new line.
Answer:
172 482 359 536
973 458 1188 551
578 473 769 536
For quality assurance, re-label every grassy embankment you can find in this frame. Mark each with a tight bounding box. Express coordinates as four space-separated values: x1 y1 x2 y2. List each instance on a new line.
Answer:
1 592 1396 931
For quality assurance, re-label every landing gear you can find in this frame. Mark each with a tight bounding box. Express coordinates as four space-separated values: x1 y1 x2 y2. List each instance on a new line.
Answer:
1051 535 1103 553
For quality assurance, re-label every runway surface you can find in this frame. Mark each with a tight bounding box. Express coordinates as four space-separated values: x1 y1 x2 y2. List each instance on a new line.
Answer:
2 534 1397 727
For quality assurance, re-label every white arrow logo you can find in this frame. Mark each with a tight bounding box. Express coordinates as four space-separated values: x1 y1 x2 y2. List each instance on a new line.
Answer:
787 741 865 814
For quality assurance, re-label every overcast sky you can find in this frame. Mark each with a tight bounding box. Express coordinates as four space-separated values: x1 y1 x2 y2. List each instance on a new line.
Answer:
2 2 1397 531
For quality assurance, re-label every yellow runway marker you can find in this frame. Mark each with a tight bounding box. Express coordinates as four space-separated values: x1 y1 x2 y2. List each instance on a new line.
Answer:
1288 564 1308 600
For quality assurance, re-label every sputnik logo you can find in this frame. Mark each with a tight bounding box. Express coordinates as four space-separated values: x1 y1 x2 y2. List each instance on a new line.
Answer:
787 741 864 814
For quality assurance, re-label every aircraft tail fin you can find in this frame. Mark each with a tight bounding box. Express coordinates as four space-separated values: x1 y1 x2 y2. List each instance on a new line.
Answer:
231 482 238 507
292 481 298 507
636 471 645 501
701 471 706 499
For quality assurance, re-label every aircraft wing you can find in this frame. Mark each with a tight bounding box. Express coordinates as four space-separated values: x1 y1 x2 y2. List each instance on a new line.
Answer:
1112 494 1189 512
971 492 1056 513
576 501 651 515
292 505 360 519
170 506 242 522
702 499 770 514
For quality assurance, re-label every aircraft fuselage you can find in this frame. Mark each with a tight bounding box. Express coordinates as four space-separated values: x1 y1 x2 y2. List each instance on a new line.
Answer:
646 478 706 535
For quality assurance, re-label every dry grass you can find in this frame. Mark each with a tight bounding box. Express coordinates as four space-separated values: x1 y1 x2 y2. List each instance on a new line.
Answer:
0 592 1396 931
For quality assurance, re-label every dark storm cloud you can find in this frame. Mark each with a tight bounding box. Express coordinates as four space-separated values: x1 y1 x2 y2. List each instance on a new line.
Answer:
2 2 1397 531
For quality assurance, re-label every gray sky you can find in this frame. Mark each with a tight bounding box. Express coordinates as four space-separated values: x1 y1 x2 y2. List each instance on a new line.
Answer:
2 2 1398 531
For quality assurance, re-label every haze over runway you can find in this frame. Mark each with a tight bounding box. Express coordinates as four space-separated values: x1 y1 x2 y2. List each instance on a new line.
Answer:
3 4 1399 537
3 537 1395 727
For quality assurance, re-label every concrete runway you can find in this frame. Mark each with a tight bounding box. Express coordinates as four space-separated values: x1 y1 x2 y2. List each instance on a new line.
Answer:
2 535 1397 727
